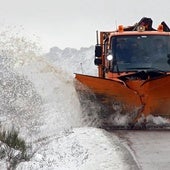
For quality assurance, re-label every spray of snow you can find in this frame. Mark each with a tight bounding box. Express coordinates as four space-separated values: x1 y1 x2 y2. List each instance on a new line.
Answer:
0 30 140 169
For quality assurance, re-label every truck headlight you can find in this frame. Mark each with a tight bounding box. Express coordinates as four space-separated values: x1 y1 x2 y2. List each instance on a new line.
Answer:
107 54 113 61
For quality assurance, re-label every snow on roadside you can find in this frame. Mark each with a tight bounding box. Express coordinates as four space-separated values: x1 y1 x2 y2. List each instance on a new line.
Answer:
17 127 139 170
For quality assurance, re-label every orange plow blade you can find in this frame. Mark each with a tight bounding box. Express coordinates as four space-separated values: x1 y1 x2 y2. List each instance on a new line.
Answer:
75 73 170 128
140 75 170 118
75 74 141 106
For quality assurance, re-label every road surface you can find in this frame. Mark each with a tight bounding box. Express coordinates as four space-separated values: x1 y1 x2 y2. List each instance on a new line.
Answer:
114 130 170 170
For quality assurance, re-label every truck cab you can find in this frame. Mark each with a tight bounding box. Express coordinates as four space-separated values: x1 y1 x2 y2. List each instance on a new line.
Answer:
95 18 170 80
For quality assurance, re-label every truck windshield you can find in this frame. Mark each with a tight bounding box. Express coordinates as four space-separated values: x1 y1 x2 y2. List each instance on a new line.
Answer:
111 35 170 72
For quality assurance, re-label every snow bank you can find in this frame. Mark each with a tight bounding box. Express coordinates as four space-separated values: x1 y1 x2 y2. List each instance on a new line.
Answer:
17 127 138 170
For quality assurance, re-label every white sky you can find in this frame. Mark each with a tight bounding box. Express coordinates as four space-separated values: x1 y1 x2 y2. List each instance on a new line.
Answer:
0 0 170 51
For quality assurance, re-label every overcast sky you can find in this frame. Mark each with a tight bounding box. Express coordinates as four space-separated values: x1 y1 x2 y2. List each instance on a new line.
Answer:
0 0 170 51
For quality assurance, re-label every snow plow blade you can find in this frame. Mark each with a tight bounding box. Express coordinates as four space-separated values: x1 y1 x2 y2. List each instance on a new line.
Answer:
75 74 141 108
140 75 170 118
75 73 170 128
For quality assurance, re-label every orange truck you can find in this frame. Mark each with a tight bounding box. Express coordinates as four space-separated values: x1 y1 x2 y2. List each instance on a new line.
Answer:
75 17 170 128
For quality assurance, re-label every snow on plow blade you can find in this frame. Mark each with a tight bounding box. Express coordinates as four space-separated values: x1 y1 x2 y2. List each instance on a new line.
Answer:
75 73 170 128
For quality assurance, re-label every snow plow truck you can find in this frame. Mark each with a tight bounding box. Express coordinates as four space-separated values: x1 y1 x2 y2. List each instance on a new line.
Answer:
75 17 170 129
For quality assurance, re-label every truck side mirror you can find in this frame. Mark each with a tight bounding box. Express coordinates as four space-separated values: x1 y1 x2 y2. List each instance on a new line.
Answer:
94 45 102 65
95 45 102 57
94 58 102 65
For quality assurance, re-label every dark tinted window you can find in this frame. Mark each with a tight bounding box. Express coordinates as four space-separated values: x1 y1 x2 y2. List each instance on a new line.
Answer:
111 35 170 72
